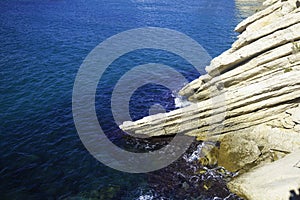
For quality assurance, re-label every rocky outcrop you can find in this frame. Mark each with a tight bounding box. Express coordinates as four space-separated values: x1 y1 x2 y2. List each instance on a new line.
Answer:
119 0 300 198
218 123 300 172
120 0 300 139
227 149 300 200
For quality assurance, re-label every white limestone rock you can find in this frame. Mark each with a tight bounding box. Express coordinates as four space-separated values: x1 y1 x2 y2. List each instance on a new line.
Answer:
287 104 300 124
119 0 300 146
228 149 300 200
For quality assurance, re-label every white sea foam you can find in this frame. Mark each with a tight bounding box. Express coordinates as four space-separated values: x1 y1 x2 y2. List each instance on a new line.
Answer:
173 92 191 108
136 194 154 200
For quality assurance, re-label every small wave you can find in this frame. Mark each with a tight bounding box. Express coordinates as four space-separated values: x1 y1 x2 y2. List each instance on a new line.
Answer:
173 93 192 108
136 194 154 200
133 188 165 200
184 141 218 163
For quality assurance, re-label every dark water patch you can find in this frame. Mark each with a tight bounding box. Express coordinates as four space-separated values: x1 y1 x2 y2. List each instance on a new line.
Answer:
1 0 244 199
65 137 242 200
146 140 241 200
95 49 201 146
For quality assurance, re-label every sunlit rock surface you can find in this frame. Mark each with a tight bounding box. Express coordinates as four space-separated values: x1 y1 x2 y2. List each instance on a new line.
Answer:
228 149 300 200
120 0 300 198
120 0 300 139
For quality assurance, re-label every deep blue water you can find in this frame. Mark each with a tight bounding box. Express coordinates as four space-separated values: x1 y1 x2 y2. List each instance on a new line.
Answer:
1 0 246 199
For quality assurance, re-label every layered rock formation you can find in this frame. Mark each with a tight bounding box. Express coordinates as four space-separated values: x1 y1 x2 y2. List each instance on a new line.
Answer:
120 0 300 139
228 149 300 200
120 0 300 198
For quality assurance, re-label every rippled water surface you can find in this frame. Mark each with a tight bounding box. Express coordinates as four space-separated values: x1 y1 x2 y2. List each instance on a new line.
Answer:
1 0 249 199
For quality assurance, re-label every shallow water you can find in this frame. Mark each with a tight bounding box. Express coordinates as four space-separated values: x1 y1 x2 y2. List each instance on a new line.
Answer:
1 0 252 199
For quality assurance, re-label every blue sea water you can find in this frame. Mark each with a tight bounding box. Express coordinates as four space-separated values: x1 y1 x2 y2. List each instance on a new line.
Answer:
1 0 247 199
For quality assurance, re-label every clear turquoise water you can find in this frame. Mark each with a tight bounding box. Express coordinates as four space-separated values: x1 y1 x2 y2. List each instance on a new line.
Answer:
0 0 245 199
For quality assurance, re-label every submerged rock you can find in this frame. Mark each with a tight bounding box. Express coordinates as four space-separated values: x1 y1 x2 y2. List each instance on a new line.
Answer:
66 185 123 200
146 141 241 200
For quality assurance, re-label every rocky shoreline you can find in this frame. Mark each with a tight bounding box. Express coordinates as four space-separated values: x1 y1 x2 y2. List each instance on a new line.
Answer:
120 0 300 199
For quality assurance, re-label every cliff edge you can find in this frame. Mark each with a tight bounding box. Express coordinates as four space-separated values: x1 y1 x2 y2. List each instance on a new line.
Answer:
121 0 300 139
120 0 300 199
